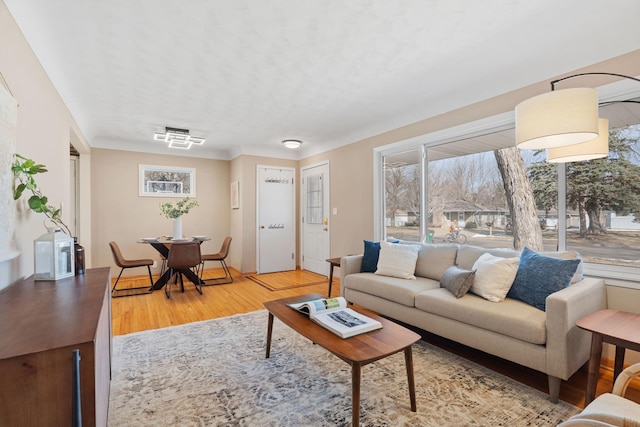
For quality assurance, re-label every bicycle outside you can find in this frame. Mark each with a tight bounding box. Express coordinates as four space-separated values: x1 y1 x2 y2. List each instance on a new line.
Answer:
444 228 467 244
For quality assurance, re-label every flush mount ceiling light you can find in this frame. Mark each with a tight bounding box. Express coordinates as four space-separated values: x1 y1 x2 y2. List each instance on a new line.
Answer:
515 72 640 162
282 139 302 149
154 127 205 150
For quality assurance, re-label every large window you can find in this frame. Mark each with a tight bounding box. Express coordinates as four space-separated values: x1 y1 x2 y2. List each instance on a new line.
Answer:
383 143 558 251
377 96 640 273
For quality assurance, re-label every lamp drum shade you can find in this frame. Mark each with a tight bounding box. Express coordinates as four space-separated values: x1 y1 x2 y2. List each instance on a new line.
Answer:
547 118 609 163
515 87 599 149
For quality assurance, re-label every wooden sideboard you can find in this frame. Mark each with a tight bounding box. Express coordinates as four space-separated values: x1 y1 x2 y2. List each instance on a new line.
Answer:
0 267 112 427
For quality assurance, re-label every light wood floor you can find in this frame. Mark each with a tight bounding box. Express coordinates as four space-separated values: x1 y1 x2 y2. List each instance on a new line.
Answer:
111 267 640 409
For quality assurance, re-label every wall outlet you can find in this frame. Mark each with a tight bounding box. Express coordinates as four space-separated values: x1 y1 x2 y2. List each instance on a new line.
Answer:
152 261 158 268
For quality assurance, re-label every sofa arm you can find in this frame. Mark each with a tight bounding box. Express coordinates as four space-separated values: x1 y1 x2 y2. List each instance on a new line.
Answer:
339 255 363 297
545 277 607 380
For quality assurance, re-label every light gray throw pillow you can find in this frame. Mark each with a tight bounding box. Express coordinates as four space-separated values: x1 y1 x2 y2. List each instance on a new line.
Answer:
440 265 476 298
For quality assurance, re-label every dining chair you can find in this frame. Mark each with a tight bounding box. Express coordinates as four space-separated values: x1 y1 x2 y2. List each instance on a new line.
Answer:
165 241 203 298
109 241 154 297
199 236 233 285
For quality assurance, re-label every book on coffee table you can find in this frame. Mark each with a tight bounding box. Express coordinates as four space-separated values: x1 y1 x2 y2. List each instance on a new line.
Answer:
287 296 383 338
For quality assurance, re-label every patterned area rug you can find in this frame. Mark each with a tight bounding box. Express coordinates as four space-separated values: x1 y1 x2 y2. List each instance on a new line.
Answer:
108 311 579 426
247 270 327 291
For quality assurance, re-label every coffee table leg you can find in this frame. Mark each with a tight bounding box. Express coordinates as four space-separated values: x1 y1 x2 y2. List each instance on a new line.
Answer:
585 333 603 406
404 346 417 412
352 362 361 427
266 312 274 358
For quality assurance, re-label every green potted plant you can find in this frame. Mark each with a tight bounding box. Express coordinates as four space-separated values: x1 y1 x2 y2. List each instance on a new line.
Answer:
160 197 198 239
12 154 72 236
12 153 85 275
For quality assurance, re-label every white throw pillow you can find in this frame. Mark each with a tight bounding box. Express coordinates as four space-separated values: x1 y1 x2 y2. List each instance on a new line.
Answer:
375 241 419 280
470 252 519 302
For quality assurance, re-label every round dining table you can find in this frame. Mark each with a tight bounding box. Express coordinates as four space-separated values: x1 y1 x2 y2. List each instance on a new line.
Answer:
138 237 209 290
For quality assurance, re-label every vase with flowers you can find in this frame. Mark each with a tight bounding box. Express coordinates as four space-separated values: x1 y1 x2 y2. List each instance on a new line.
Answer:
160 197 198 239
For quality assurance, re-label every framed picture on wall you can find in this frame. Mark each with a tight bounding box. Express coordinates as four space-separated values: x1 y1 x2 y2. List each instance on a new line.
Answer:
139 164 196 197
231 181 240 209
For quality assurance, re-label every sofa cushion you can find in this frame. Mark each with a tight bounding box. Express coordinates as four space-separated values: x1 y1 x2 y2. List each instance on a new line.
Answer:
415 288 547 345
457 245 583 284
375 241 420 279
440 266 476 298
360 240 380 273
414 244 459 280
470 252 519 302
508 247 581 311
344 273 440 307
456 245 519 270
540 250 584 284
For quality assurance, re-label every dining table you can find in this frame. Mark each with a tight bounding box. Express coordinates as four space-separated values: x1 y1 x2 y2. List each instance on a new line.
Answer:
138 236 209 291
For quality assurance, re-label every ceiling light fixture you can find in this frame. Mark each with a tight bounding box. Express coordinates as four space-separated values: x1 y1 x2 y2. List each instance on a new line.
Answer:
154 127 205 150
282 139 302 149
515 72 640 162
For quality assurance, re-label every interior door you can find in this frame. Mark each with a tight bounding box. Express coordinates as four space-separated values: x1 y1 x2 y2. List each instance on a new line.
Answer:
302 162 330 276
257 166 296 274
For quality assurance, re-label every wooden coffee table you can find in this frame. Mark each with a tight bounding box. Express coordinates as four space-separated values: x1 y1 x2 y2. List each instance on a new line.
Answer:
264 293 420 427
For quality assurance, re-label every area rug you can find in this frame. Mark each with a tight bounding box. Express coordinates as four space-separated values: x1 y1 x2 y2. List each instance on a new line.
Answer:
247 270 327 291
108 311 579 426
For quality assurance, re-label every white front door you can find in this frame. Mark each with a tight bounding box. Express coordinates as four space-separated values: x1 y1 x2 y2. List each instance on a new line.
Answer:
257 166 296 274
301 162 330 276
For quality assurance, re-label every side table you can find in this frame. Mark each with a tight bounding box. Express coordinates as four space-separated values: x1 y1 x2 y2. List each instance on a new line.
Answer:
326 257 342 298
576 309 640 406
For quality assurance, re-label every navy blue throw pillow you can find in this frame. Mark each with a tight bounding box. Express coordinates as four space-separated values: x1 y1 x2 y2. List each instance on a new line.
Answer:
360 240 380 273
508 247 580 311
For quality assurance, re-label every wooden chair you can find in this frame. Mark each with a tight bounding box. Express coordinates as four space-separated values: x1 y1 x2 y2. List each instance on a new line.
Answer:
199 236 233 285
165 242 203 298
109 241 154 297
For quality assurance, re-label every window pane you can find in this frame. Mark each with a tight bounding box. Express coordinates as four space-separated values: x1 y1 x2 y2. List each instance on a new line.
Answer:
428 151 515 248
526 150 560 252
306 173 323 224
384 149 421 242
565 123 640 266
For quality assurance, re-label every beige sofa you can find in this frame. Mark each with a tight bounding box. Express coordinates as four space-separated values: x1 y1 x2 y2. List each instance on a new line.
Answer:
340 243 606 402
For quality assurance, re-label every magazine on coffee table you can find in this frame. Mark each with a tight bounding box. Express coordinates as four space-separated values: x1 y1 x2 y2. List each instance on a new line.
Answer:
287 296 383 338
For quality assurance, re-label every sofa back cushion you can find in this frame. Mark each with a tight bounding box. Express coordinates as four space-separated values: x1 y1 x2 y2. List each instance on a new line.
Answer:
540 250 584 284
456 245 583 283
456 245 519 270
414 244 459 280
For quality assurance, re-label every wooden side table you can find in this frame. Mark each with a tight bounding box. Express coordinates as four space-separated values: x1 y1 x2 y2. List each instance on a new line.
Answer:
326 257 342 297
576 309 640 406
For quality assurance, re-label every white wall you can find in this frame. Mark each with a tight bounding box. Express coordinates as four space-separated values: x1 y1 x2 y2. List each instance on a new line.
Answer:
0 3 91 289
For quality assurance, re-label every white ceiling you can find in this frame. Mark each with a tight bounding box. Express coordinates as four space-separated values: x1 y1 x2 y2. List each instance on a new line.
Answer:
5 0 640 160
